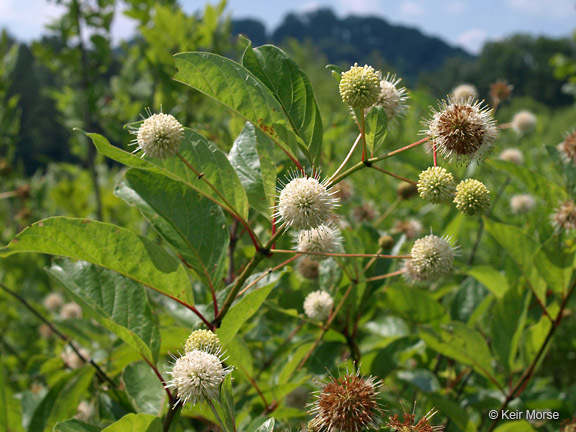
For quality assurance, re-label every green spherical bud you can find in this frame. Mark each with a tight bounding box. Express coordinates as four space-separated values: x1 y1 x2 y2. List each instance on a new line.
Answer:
417 166 456 204
184 330 221 353
339 63 381 109
378 235 394 250
454 179 491 216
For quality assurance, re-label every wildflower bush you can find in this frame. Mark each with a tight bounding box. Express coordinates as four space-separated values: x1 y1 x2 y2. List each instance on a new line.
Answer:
1 38 575 432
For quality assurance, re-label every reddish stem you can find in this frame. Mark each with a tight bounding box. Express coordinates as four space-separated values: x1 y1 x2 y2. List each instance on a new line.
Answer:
433 144 438 167
143 356 173 401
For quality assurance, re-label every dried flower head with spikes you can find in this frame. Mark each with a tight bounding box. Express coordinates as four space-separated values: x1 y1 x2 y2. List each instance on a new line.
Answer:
417 167 456 205
424 97 498 165
339 63 381 110
308 370 382 432
276 174 338 231
557 130 576 163
376 73 409 121
407 234 456 281
185 330 221 353
490 80 513 105
454 179 491 216
166 349 231 406
303 290 334 321
386 407 445 432
131 112 184 159
552 200 576 232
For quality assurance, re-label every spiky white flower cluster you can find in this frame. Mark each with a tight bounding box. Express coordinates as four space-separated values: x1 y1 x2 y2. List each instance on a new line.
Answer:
557 130 576 163
552 200 576 232
454 179 491 216
406 234 455 281
61 346 90 370
303 290 334 321
339 63 381 109
452 83 478 101
185 329 221 353
511 110 536 135
60 302 83 319
43 292 64 311
417 166 456 204
167 349 230 406
376 73 409 121
425 97 498 164
499 148 524 164
510 194 536 215
132 113 184 158
276 174 338 230
296 224 343 261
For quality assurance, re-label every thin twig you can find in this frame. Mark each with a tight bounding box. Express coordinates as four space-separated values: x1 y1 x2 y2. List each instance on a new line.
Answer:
270 249 410 259
369 165 417 185
328 133 362 184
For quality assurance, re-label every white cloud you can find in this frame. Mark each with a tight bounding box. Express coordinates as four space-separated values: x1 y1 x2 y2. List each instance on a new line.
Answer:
399 2 425 17
457 28 489 54
339 0 380 15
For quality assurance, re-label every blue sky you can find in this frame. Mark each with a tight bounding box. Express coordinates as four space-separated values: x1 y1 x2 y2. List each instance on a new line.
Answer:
0 0 574 53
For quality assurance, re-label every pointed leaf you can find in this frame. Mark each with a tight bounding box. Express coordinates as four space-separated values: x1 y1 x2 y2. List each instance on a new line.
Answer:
117 168 229 287
255 418 275 432
466 265 509 298
102 414 162 432
54 419 101 432
242 43 323 162
122 362 164 415
365 106 388 155
0 217 194 306
173 52 307 163
47 260 161 363
229 122 277 217
85 130 248 220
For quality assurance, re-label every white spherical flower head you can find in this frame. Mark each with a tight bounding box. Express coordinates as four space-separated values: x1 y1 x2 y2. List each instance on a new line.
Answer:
296 224 343 261
43 292 64 311
417 166 456 204
424 97 498 165
133 112 184 159
303 290 334 321
452 83 478 101
510 194 536 215
552 200 576 232
60 302 83 319
376 73 409 121
511 110 536 135
276 175 338 230
557 130 576 163
409 234 455 281
167 349 230 406
499 148 524 165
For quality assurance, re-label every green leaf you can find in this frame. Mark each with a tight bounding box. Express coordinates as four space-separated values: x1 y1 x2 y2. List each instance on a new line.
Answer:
255 418 275 432
173 52 306 163
117 168 229 287
102 414 162 432
0 356 24 432
122 362 164 415
30 368 95 432
427 395 476 432
420 322 497 383
229 122 277 218
219 374 236 432
53 419 101 432
466 265 509 298
47 261 161 363
224 335 254 377
365 106 388 155
491 285 531 371
493 421 537 432
278 342 315 385
384 285 446 323
0 217 194 306
484 219 547 305
216 281 275 346
242 43 323 162
396 369 440 393
85 130 249 220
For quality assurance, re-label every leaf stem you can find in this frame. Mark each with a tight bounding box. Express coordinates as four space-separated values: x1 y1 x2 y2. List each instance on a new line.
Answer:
364 269 406 282
163 400 182 432
369 165 417 185
328 133 362 184
237 254 301 297
270 249 410 259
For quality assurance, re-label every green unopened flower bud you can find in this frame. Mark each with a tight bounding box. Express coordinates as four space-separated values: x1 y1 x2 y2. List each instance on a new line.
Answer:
417 167 456 204
339 63 381 110
185 329 221 353
378 235 394 250
454 179 491 216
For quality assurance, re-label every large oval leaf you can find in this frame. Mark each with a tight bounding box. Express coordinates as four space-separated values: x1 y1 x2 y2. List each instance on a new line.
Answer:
85 129 249 220
116 168 229 288
173 51 309 163
47 260 161 363
229 122 277 218
242 43 323 163
0 217 194 306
